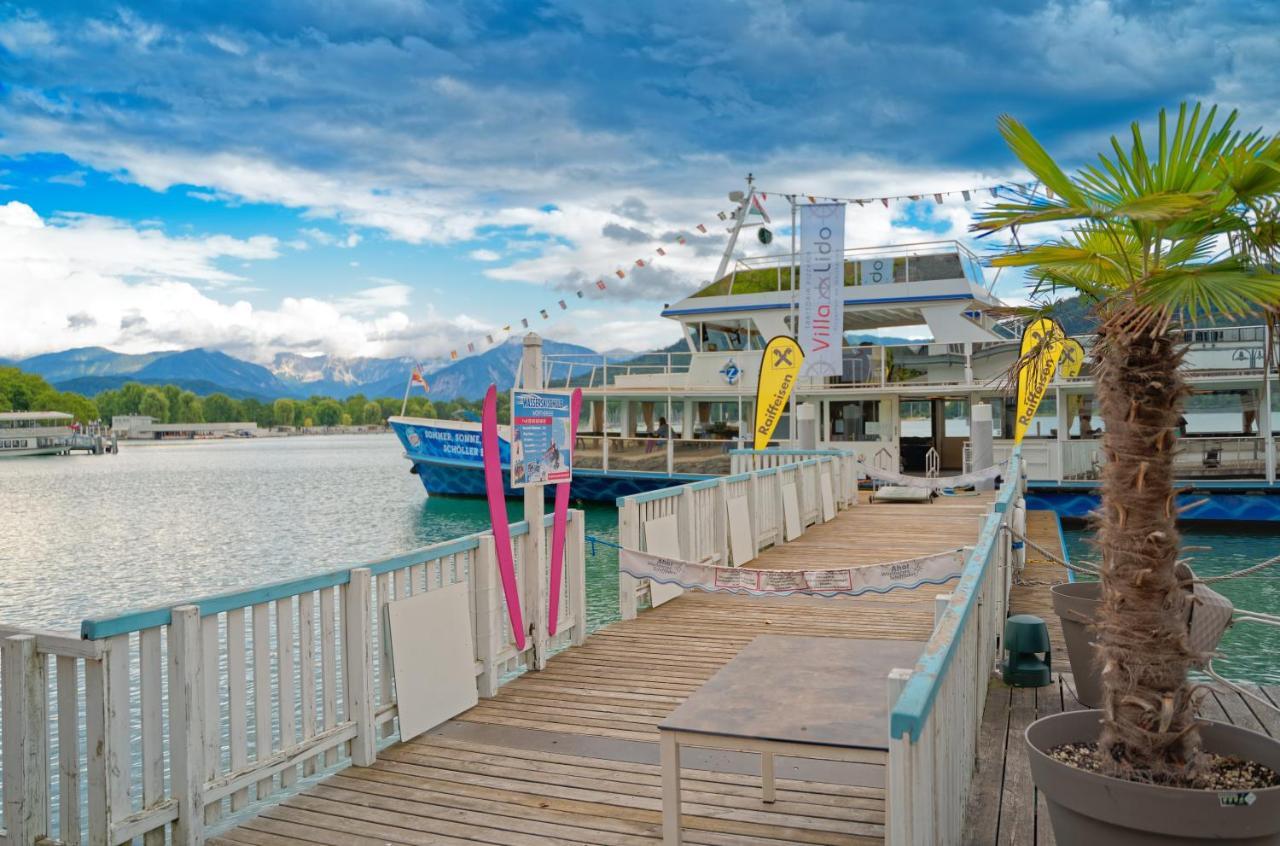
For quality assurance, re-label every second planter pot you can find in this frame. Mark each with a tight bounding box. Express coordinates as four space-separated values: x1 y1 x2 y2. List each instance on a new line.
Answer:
1050 580 1103 707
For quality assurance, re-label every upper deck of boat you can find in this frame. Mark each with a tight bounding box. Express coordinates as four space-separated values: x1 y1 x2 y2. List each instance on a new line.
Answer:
211 491 1065 846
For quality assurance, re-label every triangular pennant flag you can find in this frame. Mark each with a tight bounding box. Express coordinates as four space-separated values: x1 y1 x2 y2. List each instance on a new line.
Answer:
934 193 943 203
962 190 971 201
881 198 889 208
677 235 686 245
596 279 607 290
616 269 626 278
656 247 666 256
908 195 921 201
855 199 866 206
503 325 511 331
521 318 529 328
717 211 727 221
808 195 816 203
990 188 998 197
450 350 458 360
576 290 584 298
696 223 707 233
760 193 767 201
558 299 567 309
750 194 771 223
467 342 475 353
635 258 645 268
540 309 549 319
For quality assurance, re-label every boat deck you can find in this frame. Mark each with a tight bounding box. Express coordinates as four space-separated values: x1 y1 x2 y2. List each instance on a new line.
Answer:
209 491 1084 846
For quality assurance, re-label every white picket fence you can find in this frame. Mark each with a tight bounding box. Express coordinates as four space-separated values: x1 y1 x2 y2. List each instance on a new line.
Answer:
616 453 856 619
886 451 1023 844
0 511 587 846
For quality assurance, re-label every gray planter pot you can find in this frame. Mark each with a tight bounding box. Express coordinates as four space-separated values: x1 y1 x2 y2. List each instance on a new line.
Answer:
1027 709 1280 844
1050 581 1103 707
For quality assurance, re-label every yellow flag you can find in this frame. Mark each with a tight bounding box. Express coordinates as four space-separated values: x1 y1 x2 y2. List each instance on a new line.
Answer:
754 336 804 449
1015 319 1066 444
1058 337 1086 425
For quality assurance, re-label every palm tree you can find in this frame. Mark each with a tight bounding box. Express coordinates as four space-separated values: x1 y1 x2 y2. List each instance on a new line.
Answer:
975 103 1280 785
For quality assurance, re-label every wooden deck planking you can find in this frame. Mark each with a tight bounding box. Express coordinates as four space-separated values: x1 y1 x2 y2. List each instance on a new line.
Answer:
963 675 1277 845
214 497 1008 846
1009 509 1071 657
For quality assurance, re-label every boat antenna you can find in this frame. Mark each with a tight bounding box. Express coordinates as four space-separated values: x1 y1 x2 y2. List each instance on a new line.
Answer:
713 174 756 283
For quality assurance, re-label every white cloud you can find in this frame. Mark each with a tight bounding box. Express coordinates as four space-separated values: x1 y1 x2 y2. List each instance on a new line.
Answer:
468 248 501 262
0 201 480 361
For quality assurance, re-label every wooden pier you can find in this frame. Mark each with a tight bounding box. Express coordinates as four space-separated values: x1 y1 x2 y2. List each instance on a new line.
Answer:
209 489 1021 846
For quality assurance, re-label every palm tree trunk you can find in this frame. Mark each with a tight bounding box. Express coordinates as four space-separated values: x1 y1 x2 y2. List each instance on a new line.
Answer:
1093 323 1202 784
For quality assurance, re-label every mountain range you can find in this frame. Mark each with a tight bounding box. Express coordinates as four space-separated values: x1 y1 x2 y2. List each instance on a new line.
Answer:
10 339 607 401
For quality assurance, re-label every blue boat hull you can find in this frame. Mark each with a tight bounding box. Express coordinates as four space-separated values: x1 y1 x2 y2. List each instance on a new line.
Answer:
390 417 706 502
1028 483 1280 523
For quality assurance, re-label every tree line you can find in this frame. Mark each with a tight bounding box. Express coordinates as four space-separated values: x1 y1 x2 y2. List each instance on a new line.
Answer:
1 367 495 428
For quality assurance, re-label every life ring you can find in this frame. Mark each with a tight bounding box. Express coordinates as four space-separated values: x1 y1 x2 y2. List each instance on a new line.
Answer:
1011 497 1027 571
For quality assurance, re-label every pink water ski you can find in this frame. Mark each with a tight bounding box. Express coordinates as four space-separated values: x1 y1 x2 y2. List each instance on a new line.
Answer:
547 388 583 636
481 384 525 650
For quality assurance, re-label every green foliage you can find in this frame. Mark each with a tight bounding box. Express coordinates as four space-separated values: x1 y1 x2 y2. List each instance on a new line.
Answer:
976 102 1280 324
272 398 296 427
0 367 99 423
139 388 169 421
362 401 383 425
314 399 343 427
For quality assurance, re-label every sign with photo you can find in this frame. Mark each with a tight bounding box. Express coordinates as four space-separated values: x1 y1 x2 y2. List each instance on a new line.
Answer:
510 390 574 488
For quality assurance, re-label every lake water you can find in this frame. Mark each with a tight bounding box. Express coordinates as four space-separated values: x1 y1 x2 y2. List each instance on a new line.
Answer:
0 435 622 633
1 435 1274 684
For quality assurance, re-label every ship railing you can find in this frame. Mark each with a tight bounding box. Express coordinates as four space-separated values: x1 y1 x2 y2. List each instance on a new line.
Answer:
0 511 587 846
886 448 1023 844
730 239 987 288
614 451 856 620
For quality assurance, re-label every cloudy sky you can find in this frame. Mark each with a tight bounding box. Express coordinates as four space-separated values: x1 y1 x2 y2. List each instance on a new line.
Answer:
2 0 1278 363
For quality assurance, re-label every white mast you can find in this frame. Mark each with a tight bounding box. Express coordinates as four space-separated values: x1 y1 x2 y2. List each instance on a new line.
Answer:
713 174 756 283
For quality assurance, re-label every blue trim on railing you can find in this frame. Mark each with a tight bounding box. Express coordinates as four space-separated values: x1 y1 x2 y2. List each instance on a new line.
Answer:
889 449 1022 742
79 513 574 640
1053 510 1075 584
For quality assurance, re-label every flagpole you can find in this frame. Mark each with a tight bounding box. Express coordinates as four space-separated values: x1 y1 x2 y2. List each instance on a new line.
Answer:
788 195 798 447
713 176 754 283
400 370 414 416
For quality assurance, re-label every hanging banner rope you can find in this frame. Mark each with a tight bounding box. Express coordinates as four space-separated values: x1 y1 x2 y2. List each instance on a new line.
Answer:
858 460 1008 491
619 547 968 597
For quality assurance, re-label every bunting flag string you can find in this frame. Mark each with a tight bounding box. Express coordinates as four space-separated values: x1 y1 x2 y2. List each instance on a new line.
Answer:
434 175 1049 368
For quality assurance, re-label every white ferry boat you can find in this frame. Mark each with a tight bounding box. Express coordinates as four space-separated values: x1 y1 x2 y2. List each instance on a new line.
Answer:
0 411 100 457
391 193 1279 521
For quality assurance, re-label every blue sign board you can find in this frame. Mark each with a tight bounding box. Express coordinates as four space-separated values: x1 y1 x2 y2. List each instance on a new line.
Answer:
511 390 574 488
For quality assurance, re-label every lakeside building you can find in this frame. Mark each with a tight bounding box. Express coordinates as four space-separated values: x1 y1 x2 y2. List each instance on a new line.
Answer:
111 415 258 440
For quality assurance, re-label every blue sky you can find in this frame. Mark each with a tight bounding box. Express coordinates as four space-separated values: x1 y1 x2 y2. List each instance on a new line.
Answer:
2 0 1278 362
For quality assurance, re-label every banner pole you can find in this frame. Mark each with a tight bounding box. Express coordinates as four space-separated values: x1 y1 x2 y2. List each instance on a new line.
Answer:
788 196 798 446
520 333 548 669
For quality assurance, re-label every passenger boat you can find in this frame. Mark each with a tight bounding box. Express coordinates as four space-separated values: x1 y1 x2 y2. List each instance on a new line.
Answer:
0 411 99 457
391 189 1280 521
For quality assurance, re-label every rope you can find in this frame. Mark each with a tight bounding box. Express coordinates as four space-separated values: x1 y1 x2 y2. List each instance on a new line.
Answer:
1002 525 1101 577
1200 553 1280 583
585 534 623 556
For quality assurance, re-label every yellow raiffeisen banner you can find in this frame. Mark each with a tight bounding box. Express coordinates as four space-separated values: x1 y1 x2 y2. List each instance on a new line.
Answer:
1015 318 1067 444
1059 337 1086 426
754 336 804 449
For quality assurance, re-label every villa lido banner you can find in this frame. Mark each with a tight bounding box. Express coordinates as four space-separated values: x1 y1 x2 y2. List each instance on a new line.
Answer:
619 547 967 598
798 203 846 379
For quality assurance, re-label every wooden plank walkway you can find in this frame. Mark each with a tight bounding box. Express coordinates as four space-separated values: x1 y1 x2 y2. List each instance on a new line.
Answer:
963 676 1280 845
1010 509 1070 656
212 494 998 846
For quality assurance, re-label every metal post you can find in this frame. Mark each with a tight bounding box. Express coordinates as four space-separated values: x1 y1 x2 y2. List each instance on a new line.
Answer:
521 333 549 669
1265 322 1275 483
789 196 799 445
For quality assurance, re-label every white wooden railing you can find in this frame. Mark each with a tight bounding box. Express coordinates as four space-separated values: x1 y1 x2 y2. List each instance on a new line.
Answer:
616 454 853 619
0 511 586 846
886 450 1023 845
728 448 859 504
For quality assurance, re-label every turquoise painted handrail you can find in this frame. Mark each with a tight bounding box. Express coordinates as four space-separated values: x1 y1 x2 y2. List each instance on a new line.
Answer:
80 511 572 640
616 454 837 508
888 449 1022 742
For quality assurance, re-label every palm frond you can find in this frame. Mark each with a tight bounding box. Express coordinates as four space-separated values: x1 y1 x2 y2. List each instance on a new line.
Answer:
1138 262 1280 321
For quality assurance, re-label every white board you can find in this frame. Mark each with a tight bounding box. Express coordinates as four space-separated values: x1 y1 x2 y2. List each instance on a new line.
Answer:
781 483 803 541
725 495 755 567
820 469 837 522
386 580 478 741
643 514 685 607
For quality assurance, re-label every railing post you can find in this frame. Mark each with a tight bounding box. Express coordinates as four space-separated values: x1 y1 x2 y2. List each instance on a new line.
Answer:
168 606 206 846
715 479 729 565
886 667 913 846
3 634 48 845
677 487 694 560
747 470 761 556
474 535 501 696
344 568 377 767
619 499 640 620
570 510 588 646
934 594 953 630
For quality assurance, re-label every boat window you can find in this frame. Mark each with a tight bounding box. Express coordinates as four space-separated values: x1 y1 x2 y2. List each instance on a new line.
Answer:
700 320 751 352
694 401 745 440
828 400 881 442
943 399 970 438
1182 389 1262 436
1063 393 1104 438
997 395 1058 439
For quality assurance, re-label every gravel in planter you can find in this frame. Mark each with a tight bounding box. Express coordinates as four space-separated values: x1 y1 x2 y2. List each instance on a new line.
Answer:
1049 742 1280 790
